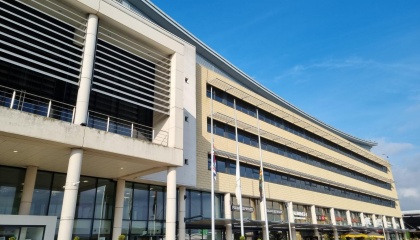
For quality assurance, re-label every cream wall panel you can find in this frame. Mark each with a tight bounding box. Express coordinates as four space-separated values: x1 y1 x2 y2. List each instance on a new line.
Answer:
196 64 401 219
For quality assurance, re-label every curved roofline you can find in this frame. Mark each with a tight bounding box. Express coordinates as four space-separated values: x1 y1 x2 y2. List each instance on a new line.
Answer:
138 0 377 148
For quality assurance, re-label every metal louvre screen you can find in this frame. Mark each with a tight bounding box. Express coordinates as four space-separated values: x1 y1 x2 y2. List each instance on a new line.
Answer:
0 0 86 85
93 26 171 115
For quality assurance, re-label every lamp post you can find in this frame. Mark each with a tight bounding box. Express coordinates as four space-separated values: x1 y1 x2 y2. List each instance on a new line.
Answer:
378 215 386 240
286 202 293 240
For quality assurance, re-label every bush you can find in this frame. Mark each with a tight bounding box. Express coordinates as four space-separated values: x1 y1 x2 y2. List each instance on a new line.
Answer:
118 235 126 240
9 237 16 240
73 236 80 240
239 236 245 240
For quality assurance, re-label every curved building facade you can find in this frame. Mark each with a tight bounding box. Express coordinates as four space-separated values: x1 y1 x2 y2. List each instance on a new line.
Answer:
0 0 405 240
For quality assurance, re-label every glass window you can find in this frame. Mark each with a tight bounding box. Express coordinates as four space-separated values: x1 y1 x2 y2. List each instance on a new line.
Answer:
72 219 92 240
123 183 134 220
48 173 66 217
0 166 25 214
189 191 201 218
75 176 96 219
94 179 115 219
149 186 165 221
132 184 149 220
92 220 112 239
31 171 53 216
202 192 211 218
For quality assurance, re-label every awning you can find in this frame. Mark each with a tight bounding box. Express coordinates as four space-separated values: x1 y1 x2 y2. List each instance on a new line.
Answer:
367 232 385 238
341 231 367 238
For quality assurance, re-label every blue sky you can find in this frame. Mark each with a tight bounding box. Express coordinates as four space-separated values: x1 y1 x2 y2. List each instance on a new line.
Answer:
150 0 420 210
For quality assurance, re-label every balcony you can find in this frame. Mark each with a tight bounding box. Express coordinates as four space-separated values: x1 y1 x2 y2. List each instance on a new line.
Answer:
0 85 168 146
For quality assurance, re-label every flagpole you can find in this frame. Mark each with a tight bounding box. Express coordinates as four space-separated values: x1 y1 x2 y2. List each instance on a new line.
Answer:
256 109 270 240
234 99 245 237
210 86 215 240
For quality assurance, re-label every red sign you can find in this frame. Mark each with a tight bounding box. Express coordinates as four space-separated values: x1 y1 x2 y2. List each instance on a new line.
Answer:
336 217 344 221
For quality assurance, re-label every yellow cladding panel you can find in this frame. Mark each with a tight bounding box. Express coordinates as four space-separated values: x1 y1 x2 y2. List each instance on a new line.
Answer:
195 64 402 217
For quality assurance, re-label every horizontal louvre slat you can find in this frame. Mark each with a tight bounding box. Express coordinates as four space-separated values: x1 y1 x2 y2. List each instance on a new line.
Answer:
0 15 83 53
4 1 85 41
0 57 78 85
0 40 80 72
93 75 169 106
0 0 85 86
94 69 169 100
0 49 80 79
0 22 82 60
0 31 81 65
98 28 171 68
92 88 169 115
1 4 84 46
29 0 87 30
97 43 170 84
94 60 169 94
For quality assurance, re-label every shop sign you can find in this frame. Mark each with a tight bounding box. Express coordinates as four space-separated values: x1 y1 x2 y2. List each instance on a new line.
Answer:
232 205 254 213
317 215 326 221
267 208 283 214
294 211 307 219
336 217 344 221
351 218 360 223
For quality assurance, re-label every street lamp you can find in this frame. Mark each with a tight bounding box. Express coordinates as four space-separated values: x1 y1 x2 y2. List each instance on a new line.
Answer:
286 202 293 240
378 215 386 240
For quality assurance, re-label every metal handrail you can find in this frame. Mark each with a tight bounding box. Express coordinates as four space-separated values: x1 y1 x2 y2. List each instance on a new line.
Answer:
0 84 168 146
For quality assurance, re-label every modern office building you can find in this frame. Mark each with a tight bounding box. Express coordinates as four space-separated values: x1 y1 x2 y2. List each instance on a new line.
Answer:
402 211 420 239
0 0 406 240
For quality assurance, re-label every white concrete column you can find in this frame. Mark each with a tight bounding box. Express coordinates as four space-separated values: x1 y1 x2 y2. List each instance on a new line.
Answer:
311 206 319 240
360 213 365 226
346 210 352 226
18 166 38 240
74 14 98 125
310 205 317 224
260 200 268 240
178 187 187 240
373 214 378 227
383 216 388 228
57 149 84 240
18 166 38 215
224 193 233 240
333 228 339 240
330 208 336 226
286 202 295 240
166 167 177 240
112 179 126 240
400 218 407 240
392 217 398 229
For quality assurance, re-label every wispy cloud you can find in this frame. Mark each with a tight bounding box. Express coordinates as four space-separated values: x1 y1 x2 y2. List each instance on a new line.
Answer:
372 138 414 157
399 188 420 199
275 57 420 81
372 138 420 210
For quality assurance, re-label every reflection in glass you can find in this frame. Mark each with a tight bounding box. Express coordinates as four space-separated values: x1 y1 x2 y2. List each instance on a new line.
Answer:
0 166 25 214
132 184 149 220
92 220 112 240
31 171 53 215
73 219 92 240
48 173 66 217
123 183 134 220
94 179 115 219
75 176 96 219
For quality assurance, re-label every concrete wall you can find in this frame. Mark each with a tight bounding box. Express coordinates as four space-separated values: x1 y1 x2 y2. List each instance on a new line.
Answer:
0 215 56 240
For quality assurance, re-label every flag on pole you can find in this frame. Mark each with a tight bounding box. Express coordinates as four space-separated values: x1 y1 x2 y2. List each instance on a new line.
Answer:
259 166 263 201
212 149 217 181
235 163 242 205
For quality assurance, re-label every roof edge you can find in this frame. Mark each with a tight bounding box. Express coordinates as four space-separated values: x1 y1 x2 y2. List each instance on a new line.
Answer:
141 0 377 148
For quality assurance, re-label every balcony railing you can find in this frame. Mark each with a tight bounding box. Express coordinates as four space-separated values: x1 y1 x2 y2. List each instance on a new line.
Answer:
0 85 168 146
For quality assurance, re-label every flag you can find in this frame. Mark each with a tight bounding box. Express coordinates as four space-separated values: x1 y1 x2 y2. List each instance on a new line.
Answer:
259 166 263 201
235 162 242 205
212 150 217 181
